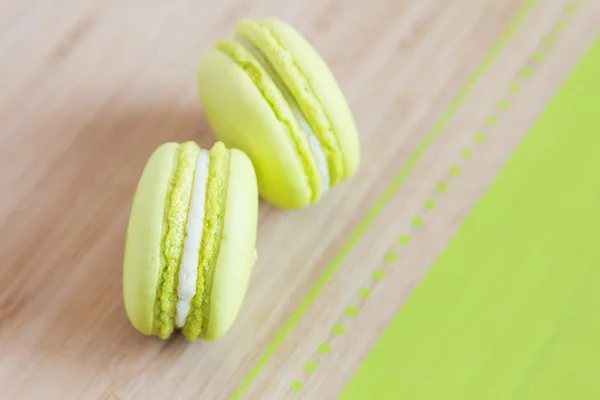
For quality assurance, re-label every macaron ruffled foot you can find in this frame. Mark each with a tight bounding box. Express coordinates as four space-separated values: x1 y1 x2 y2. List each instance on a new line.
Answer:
123 141 258 341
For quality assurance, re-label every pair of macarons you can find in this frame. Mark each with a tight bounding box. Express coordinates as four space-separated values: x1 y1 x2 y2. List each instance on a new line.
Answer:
123 17 360 341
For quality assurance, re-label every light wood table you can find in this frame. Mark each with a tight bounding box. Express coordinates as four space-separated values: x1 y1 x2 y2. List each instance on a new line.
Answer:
1 1 598 399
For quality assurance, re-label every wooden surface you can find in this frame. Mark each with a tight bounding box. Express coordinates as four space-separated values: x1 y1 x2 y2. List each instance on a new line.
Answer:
1 1 598 399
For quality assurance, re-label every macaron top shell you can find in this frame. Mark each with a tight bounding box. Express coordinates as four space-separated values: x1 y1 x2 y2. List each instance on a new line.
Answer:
123 142 180 336
198 17 360 209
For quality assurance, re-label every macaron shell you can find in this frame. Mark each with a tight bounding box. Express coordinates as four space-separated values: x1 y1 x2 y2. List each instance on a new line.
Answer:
256 17 360 181
198 49 313 208
123 143 178 336
205 149 258 340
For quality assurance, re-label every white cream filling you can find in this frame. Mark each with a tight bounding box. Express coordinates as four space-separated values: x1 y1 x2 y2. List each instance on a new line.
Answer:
175 150 210 328
236 36 330 195
300 115 330 194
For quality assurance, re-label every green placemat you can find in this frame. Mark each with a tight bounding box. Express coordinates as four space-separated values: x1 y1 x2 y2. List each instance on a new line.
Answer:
339 35 600 400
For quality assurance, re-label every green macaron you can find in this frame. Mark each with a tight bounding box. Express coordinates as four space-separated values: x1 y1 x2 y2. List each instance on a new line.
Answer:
122 141 258 341
198 17 360 209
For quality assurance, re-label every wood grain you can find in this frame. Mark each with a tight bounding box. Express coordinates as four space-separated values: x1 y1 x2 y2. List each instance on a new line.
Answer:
1 1 598 399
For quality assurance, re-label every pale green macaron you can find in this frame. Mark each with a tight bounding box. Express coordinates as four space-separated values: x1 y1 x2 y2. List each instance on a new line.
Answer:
122 141 258 341
198 17 360 209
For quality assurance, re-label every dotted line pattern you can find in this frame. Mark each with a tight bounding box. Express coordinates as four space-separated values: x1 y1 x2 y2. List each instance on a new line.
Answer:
283 4 581 398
